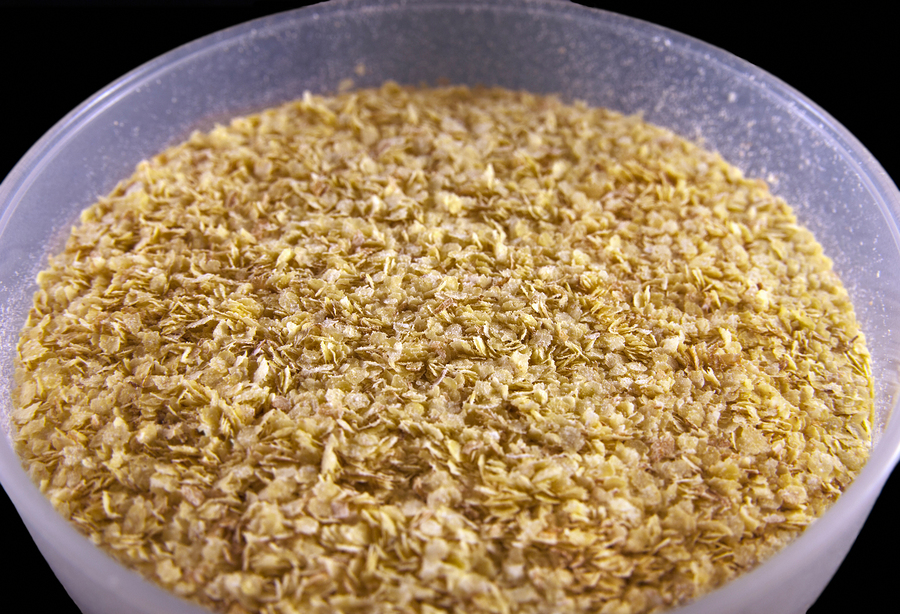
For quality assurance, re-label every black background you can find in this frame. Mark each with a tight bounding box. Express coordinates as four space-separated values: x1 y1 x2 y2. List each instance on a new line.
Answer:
0 2 896 613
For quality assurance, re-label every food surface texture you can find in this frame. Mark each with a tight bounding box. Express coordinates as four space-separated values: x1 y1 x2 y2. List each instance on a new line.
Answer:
12 84 873 614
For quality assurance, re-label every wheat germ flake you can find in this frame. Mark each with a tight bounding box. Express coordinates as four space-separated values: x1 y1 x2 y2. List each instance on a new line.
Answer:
12 83 873 614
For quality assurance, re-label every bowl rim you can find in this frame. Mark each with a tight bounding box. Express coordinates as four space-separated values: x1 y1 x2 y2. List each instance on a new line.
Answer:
2 1 900 613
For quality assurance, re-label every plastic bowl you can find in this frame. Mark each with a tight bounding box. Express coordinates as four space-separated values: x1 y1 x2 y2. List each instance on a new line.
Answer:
2 2 899 613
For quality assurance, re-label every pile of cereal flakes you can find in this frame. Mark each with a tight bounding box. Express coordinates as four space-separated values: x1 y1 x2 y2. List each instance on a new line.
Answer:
13 83 872 614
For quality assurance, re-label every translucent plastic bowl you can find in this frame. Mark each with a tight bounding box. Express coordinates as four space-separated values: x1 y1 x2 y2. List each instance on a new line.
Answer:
2 2 899 613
